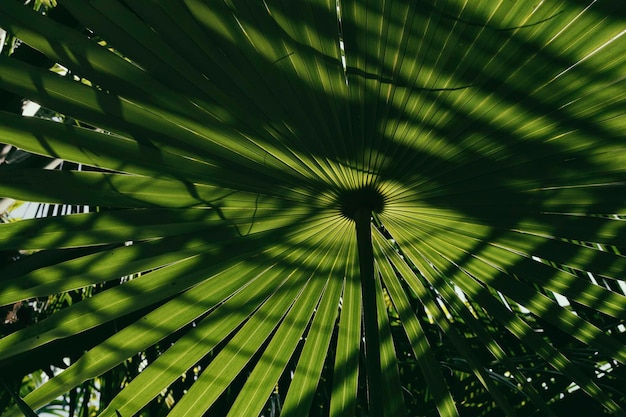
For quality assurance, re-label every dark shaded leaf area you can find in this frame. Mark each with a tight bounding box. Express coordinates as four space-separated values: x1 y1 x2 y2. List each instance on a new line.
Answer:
0 1 625 416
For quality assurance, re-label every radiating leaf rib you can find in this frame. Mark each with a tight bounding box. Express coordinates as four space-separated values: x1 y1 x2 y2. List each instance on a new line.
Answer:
401 216 626 365
0 1 207 122
378 218 530 416
373 232 459 417
3 257 278 417
280 264 344 417
0 203 324 251
389 205 626 249
134 0 319 157
93 0 305 146
1 0 625 415
373 2 625 194
379 231 554 416
248 0 355 185
0 250 217 361
226 0 358 189
0 168 263 210
0 235 210 306
0 111 216 183
150 0 329 129
487 252 626 322
393 211 626 320
372 262 408 417
224 236 349 417
387 218 626 416
152 278 304 417
158 224 345 415
61 0 212 101
0 208 225 250
329 233 361 417
460 280 626 417
95 218 348 415
0 218 325 361
375 229 559 417
0 56 315 188
265 0 352 145
124 1 214 72
374 228 527 417
154 0 296 122
407 210 626 279
0 57 146 140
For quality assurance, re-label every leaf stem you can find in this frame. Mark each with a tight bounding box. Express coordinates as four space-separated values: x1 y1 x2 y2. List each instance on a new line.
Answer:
354 208 383 417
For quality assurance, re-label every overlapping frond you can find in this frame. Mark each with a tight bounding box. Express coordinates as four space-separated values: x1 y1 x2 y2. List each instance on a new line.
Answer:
0 0 625 416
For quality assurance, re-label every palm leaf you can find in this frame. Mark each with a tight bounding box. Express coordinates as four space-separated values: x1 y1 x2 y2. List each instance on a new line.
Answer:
1 0 625 416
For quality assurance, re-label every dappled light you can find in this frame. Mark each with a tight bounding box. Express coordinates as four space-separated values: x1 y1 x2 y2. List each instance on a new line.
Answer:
1 0 625 416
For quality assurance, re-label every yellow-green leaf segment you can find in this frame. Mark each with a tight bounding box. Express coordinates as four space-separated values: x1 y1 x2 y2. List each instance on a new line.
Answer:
0 1 625 416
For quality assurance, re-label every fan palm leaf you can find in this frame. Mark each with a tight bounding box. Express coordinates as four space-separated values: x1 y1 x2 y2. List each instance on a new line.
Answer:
0 0 625 416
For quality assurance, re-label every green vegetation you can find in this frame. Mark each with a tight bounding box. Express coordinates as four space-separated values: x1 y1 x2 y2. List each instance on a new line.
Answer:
1 1 625 416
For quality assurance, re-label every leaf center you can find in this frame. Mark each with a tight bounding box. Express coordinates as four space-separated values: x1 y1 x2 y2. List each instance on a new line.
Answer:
338 185 385 219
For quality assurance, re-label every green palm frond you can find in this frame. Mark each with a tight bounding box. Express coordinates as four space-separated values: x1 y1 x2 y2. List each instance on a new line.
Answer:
1 1 625 416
